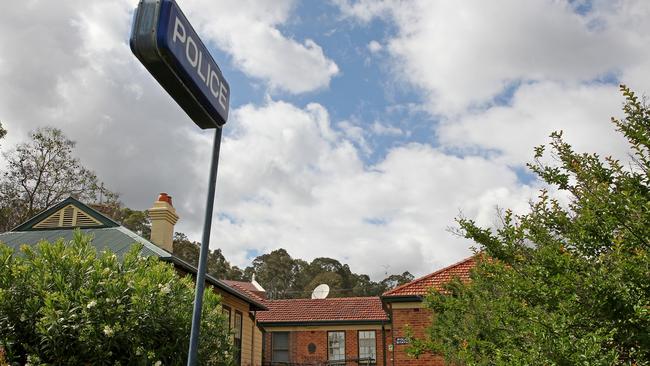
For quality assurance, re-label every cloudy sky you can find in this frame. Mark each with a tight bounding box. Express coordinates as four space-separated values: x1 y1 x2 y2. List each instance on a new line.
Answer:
1 0 647 280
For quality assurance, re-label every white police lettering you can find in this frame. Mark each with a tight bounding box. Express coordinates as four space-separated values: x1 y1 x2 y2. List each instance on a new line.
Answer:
209 70 220 99
218 82 228 111
172 16 227 111
186 37 198 67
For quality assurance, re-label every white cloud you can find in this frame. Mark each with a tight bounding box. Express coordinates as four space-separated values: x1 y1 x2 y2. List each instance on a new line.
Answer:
337 0 643 115
180 0 339 93
207 101 538 278
592 0 650 92
337 0 648 176
439 82 631 166
338 120 371 154
371 121 403 136
367 40 383 53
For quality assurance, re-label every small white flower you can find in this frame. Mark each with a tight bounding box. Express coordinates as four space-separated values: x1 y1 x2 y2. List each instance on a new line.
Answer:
87 300 97 309
160 283 171 295
103 325 114 337
154 361 162 366
20 314 26 322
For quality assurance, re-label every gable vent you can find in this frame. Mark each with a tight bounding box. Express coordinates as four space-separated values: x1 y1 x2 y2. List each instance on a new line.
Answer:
35 211 61 228
33 204 102 229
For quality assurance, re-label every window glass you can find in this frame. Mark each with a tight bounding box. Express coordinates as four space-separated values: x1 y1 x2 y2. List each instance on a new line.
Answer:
272 332 290 363
358 331 376 363
222 305 231 329
328 331 346 363
234 311 243 365
234 311 242 339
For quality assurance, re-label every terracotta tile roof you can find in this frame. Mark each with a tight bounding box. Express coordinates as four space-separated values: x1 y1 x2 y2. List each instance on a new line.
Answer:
382 255 477 297
257 297 389 324
222 280 259 294
222 280 267 303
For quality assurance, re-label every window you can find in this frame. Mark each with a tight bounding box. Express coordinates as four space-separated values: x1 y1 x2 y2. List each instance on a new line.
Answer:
222 305 231 329
358 331 376 364
328 331 345 363
272 332 289 363
234 311 243 366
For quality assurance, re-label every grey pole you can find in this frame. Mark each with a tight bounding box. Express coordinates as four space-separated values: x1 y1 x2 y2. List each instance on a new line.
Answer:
187 127 223 365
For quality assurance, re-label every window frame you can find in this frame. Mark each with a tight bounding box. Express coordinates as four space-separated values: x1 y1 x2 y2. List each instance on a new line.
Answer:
327 331 346 364
222 305 231 329
271 331 290 363
234 310 243 366
357 330 377 365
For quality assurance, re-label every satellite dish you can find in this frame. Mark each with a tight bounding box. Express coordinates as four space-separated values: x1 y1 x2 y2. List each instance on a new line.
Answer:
311 284 330 299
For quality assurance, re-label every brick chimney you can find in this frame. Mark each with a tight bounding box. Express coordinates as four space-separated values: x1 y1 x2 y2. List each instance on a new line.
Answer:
148 193 179 253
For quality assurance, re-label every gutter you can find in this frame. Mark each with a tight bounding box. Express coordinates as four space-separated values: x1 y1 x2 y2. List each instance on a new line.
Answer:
380 295 423 303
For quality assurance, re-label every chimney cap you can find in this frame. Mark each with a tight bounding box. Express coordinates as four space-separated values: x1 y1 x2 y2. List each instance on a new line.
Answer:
157 192 173 206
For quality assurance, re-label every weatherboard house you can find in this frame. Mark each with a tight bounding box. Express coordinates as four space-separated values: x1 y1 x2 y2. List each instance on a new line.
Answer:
0 195 267 366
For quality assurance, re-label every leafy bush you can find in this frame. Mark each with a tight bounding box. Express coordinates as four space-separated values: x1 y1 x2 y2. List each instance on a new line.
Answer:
411 86 650 365
0 231 234 365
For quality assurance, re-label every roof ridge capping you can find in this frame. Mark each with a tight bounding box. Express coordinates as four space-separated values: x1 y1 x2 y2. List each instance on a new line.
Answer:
265 296 381 302
382 254 479 298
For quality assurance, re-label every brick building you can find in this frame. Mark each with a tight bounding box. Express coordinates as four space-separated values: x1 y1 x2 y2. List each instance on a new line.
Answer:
381 256 476 366
257 297 391 365
257 256 477 366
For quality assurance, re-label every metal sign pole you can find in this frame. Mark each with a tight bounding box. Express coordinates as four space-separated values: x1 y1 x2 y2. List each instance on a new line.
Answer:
130 2 231 363
187 127 223 365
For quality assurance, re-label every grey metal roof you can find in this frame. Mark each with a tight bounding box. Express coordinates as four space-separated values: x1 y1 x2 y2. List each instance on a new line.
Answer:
0 226 171 259
0 195 267 310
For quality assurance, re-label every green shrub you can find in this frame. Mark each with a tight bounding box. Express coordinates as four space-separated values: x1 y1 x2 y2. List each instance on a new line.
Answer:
0 231 234 365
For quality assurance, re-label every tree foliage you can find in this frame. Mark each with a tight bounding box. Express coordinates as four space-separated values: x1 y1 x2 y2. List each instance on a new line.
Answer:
169 236 412 299
0 231 233 365
0 127 117 231
116 207 151 239
173 233 245 281
0 122 6 146
410 86 650 365
245 248 414 299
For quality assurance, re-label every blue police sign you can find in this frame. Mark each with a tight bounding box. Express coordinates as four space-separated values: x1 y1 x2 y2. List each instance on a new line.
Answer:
130 0 229 128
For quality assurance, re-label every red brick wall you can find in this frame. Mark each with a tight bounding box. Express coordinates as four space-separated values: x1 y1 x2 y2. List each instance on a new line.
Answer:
262 307 447 366
382 329 391 365
292 330 328 364
388 307 445 366
263 329 388 365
